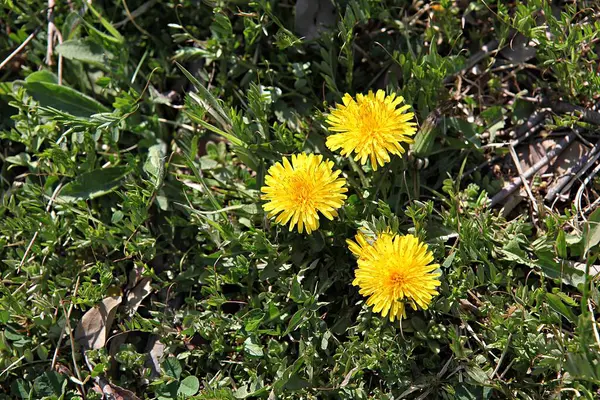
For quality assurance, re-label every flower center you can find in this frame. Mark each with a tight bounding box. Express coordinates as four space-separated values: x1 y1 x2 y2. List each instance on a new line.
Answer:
290 175 315 207
357 103 385 141
389 270 406 286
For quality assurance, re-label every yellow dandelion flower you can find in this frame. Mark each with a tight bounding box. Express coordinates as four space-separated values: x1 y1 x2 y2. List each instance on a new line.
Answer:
326 89 417 171
348 231 441 321
261 153 348 234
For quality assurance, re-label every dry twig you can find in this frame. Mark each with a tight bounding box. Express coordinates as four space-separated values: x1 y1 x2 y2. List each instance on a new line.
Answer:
545 139 600 202
0 27 42 71
491 132 576 207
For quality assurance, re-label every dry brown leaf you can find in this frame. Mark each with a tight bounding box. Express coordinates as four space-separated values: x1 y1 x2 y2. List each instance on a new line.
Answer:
145 335 165 378
96 377 141 400
75 295 122 350
125 277 152 316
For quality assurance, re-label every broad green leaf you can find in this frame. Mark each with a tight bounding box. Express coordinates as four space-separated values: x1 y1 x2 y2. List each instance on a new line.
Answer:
289 276 306 303
162 357 182 379
501 238 533 266
56 39 109 64
10 379 31 399
24 81 109 118
243 337 264 357
57 166 129 203
33 371 65 397
536 251 586 287
465 365 489 384
545 292 576 322
244 309 264 332
565 352 600 382
156 381 179 400
177 376 200 396
63 11 83 40
25 70 58 84
284 308 307 335
412 109 440 157
455 384 493 400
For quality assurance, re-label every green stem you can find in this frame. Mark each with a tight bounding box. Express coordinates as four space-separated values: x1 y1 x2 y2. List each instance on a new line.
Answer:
348 158 369 188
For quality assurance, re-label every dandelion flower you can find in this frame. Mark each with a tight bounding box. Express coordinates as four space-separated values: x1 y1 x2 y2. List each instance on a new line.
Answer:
326 90 417 170
261 153 348 234
348 231 440 321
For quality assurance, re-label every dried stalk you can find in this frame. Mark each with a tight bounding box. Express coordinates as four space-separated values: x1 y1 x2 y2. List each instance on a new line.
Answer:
491 132 576 207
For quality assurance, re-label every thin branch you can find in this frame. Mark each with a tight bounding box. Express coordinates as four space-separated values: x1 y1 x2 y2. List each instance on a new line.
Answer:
113 0 158 28
46 0 56 66
50 276 81 370
545 139 600 202
508 144 539 213
460 110 547 180
491 132 576 207
576 161 600 219
62 302 86 399
544 98 600 126
122 0 153 38
18 182 63 273
0 27 42 71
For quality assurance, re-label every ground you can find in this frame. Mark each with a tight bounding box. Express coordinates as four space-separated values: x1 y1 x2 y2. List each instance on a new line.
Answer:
1 1 600 399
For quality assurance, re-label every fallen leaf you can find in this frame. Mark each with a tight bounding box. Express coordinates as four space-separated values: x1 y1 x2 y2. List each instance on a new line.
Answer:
145 335 165 378
75 295 122 350
97 376 141 400
125 277 152 317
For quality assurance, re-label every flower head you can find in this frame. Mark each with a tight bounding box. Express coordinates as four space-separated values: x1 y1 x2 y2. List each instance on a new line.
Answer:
348 231 440 321
326 90 417 170
261 153 347 234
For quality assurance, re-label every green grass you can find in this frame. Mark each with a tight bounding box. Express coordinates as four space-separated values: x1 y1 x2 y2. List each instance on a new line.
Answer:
1 0 600 399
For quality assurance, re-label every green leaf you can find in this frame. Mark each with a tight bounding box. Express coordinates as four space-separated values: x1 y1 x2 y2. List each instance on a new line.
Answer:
244 309 264 332
289 276 306 303
455 384 493 400
284 308 307 335
0 310 9 324
57 167 129 203
87 4 125 43
501 238 533 266
536 251 586 288
176 62 241 146
556 229 567 259
25 70 58 84
162 357 182 379
177 376 200 396
33 371 65 397
243 337 264 357
24 81 109 118
156 381 179 400
178 64 230 126
412 110 440 157
11 379 31 399
465 365 489 384
583 208 600 256
545 292 576 322
56 39 109 64
144 143 167 189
